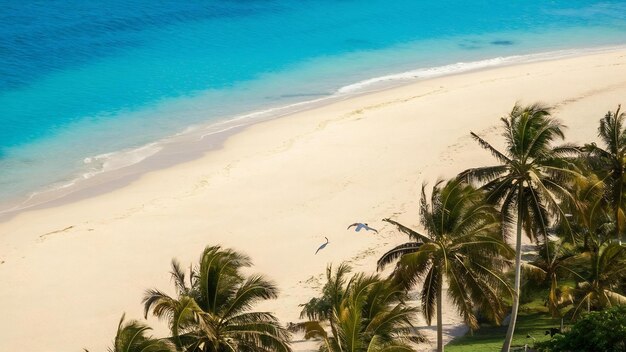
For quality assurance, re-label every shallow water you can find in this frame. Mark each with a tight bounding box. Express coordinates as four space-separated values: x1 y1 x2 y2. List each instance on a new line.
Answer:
1 0 626 207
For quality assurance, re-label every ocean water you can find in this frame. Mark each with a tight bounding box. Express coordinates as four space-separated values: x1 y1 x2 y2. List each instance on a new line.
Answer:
1 0 626 211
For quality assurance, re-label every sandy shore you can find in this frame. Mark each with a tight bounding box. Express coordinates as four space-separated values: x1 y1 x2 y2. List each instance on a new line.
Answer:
1 48 626 351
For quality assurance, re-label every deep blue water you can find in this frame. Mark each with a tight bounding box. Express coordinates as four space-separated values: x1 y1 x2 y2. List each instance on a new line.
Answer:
1 1 626 206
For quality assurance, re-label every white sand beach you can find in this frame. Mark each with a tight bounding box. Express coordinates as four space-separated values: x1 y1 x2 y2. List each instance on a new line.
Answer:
1 49 626 351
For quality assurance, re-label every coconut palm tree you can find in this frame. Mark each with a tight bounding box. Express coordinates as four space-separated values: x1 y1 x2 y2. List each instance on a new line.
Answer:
570 242 626 319
298 263 351 338
143 245 291 352
84 314 176 352
523 171 611 325
583 105 626 244
523 240 578 319
379 179 513 352
295 263 423 352
459 103 579 352
558 170 611 249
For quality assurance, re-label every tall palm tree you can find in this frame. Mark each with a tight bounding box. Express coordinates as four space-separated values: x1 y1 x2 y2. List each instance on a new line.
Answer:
570 242 626 319
84 314 176 352
143 245 291 352
295 263 424 352
379 179 512 352
584 105 626 244
459 103 579 352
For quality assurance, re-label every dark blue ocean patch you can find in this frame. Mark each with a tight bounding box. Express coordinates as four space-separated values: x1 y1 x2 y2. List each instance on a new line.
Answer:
491 40 515 46
0 2 281 92
458 43 482 50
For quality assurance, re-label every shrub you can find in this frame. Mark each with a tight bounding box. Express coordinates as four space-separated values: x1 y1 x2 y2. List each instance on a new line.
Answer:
536 305 626 352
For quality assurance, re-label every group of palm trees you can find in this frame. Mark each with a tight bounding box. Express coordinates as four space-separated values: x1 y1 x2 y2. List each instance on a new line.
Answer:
364 103 626 352
91 103 626 352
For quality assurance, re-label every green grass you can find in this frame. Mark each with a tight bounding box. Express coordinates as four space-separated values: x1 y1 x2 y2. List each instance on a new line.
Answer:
445 298 562 352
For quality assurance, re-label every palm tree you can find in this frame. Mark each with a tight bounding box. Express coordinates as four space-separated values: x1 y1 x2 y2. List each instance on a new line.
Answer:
583 105 626 244
570 242 626 319
84 314 176 352
379 179 512 352
559 170 611 249
523 240 578 319
295 263 424 351
298 263 351 340
143 245 291 352
459 103 579 352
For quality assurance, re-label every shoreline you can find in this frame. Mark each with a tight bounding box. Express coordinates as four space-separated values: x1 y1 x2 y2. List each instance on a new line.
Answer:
2 44 625 220
1 48 626 351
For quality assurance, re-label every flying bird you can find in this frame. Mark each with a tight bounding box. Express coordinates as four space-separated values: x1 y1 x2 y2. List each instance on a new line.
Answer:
347 223 378 234
315 237 329 254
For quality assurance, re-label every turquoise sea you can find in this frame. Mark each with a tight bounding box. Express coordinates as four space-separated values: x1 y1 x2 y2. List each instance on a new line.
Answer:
1 1 626 211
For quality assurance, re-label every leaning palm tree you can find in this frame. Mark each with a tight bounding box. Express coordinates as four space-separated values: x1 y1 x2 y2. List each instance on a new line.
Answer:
143 245 291 352
570 242 626 319
295 263 423 351
459 103 579 352
584 105 626 244
379 179 513 352
84 313 176 352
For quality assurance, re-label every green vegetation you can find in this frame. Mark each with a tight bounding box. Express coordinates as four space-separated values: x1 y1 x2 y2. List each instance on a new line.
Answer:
459 103 578 352
86 104 626 352
536 305 626 352
569 242 626 318
85 314 176 352
294 263 423 351
584 105 626 244
378 179 513 352
143 245 292 352
446 311 560 352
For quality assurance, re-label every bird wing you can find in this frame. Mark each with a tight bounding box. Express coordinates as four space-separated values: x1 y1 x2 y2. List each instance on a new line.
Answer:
347 223 358 230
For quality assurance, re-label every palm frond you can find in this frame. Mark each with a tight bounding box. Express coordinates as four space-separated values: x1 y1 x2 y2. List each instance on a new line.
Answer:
470 131 512 164
170 259 189 295
382 218 430 243
221 275 279 321
377 243 422 271
420 268 438 326
289 321 328 340
143 289 178 320
112 314 176 352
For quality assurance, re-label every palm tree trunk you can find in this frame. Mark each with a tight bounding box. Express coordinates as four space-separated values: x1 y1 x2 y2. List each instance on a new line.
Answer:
617 172 623 245
437 272 444 352
616 199 622 245
502 202 523 352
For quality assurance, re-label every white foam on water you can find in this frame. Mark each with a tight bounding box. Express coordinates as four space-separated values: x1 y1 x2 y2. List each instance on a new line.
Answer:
82 142 163 179
2 45 625 216
336 46 624 94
